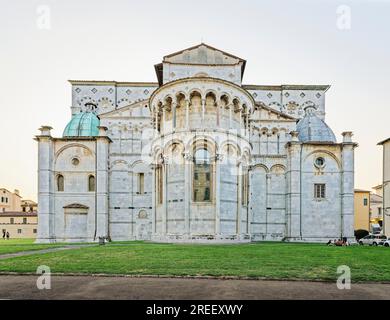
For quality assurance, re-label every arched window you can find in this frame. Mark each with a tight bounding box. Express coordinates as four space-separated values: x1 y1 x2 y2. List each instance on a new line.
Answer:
88 175 95 192
193 148 212 202
137 173 145 194
57 175 64 192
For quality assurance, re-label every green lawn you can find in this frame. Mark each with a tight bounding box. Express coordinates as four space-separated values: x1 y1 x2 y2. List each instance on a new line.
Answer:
0 241 389 282
0 239 83 255
0 239 65 255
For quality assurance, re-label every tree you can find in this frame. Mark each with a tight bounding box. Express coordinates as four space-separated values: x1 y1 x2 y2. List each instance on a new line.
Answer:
354 229 369 240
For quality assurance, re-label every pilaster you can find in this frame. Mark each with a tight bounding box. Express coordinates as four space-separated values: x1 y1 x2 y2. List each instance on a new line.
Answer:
35 126 55 243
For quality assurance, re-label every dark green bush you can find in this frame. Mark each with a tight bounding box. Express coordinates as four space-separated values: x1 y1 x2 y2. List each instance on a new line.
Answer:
354 229 369 240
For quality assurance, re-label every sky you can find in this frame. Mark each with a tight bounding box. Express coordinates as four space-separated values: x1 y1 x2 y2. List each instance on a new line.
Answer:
0 0 389 201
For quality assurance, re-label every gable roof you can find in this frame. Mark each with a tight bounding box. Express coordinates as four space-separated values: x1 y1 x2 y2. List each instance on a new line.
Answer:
99 99 149 118
255 102 296 121
156 43 246 86
163 43 246 62
378 137 390 145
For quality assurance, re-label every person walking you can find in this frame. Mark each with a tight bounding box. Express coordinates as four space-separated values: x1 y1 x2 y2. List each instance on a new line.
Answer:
2 230 5 240
6 231 10 240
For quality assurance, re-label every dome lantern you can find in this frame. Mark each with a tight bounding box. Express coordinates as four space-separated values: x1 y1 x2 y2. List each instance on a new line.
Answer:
296 106 336 143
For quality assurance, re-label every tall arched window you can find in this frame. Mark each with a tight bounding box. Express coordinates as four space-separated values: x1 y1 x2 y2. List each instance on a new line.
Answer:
193 148 212 202
88 175 95 192
57 175 64 192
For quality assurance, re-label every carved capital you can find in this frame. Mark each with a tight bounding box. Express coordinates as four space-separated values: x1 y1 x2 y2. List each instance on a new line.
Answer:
182 153 193 162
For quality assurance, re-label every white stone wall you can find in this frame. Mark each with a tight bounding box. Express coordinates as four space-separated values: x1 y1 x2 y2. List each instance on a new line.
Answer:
300 146 342 239
100 102 153 241
245 87 327 120
70 82 157 115
163 63 243 85
52 140 97 242
36 50 355 243
382 141 390 237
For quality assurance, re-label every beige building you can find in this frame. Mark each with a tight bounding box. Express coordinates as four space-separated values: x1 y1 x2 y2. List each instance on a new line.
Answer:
378 138 390 237
0 212 38 239
0 188 38 238
370 185 383 231
354 189 370 231
21 200 38 213
0 188 22 213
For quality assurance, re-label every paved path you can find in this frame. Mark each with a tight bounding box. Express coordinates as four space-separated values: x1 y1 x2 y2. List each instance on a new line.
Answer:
0 245 95 260
0 275 388 300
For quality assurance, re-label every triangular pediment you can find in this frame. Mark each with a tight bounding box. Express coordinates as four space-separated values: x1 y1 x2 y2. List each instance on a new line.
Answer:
163 43 245 65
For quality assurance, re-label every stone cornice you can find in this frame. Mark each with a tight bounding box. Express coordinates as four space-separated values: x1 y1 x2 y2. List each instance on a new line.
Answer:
163 61 239 67
68 80 159 87
243 84 331 92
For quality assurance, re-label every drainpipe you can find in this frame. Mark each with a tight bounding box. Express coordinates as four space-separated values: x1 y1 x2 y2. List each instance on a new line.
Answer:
340 145 344 239
93 139 98 241
299 143 303 239
107 143 111 240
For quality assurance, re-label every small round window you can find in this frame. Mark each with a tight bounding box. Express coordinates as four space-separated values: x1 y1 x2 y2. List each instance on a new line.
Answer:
72 158 80 166
315 157 325 168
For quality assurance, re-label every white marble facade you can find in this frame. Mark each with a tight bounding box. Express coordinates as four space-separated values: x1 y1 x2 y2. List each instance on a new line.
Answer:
35 44 356 243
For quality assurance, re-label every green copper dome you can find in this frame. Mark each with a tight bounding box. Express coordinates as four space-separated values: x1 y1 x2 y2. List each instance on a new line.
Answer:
63 111 100 137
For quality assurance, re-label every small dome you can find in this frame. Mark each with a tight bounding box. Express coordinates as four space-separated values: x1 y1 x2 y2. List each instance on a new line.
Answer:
296 106 336 143
63 111 100 137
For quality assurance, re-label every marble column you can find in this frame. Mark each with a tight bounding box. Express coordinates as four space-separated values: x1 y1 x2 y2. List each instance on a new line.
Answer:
239 109 243 130
151 164 156 234
247 166 252 235
184 153 191 236
216 99 220 128
215 154 221 235
266 173 271 236
341 131 355 240
229 104 232 129
202 99 206 128
163 161 168 235
185 99 190 129
201 99 205 127
237 161 242 236
172 102 177 130
155 107 159 135
286 131 302 239
35 126 54 243
96 126 110 240
162 108 166 133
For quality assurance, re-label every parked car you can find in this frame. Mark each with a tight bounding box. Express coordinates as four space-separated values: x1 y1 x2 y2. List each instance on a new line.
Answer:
383 239 390 247
358 234 387 246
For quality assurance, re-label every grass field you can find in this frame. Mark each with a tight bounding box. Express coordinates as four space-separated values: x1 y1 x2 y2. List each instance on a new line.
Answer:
0 239 90 255
0 240 389 282
0 239 68 255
